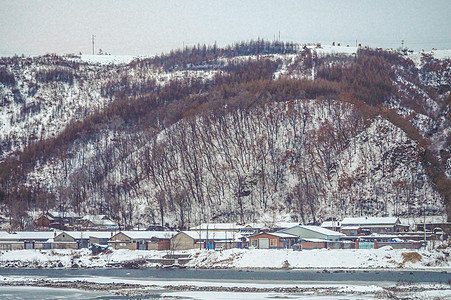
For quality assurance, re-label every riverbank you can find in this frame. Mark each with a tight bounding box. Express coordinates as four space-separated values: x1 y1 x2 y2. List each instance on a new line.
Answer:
0 247 449 270
0 270 450 299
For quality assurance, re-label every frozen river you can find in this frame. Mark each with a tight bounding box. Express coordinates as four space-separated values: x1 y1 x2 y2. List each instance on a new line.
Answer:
0 268 450 299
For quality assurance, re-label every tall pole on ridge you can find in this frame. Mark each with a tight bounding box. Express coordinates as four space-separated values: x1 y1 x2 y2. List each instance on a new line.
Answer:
92 35 95 55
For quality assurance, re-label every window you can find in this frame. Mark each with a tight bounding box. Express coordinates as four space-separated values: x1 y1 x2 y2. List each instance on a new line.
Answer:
270 239 278 247
252 239 258 246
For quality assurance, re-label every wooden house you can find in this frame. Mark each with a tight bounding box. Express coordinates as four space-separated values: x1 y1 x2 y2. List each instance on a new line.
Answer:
79 215 118 231
341 217 407 234
248 232 298 249
35 211 81 230
109 231 177 250
170 231 244 250
53 231 115 249
36 214 54 227
0 231 58 250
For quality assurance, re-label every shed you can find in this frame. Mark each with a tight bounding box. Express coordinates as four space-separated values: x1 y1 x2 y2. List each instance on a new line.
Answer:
341 217 404 233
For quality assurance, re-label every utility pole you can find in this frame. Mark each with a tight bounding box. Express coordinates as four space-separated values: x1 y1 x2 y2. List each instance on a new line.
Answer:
401 39 404 50
92 35 95 55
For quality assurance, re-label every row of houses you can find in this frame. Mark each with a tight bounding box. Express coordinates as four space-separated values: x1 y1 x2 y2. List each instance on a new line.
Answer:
1 216 444 252
0 225 427 252
36 212 118 231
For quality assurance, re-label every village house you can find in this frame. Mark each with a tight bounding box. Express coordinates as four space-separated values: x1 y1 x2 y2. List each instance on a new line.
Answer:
53 231 115 249
109 231 177 250
35 211 81 230
170 231 245 250
248 232 298 249
0 231 58 250
341 217 409 234
278 225 345 249
78 215 118 231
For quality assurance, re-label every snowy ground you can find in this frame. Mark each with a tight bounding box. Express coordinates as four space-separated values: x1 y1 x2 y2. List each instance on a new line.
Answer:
0 247 449 270
0 272 450 299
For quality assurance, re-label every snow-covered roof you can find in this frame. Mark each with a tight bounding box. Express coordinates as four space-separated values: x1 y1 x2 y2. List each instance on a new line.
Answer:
190 223 245 231
399 216 447 226
341 217 399 226
82 215 117 227
47 211 80 218
252 232 298 239
118 231 178 240
0 231 11 238
299 225 345 236
341 226 361 230
0 231 61 240
181 231 243 241
59 231 115 239
320 221 341 228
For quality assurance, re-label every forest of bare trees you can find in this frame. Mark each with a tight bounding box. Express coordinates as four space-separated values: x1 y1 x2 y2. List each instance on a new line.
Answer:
0 44 449 230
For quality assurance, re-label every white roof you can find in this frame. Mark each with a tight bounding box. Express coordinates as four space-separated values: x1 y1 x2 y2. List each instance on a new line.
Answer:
0 231 11 238
0 231 61 241
399 216 446 226
82 215 117 227
341 226 361 230
294 225 345 236
320 221 341 228
48 211 80 218
190 223 245 230
341 217 399 226
119 231 178 240
181 231 243 241
59 231 116 239
256 232 298 239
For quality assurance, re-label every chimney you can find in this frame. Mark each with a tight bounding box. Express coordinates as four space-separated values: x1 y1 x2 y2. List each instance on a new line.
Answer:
54 232 56 237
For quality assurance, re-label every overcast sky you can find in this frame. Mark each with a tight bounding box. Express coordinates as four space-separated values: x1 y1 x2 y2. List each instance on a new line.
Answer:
1 0 450 56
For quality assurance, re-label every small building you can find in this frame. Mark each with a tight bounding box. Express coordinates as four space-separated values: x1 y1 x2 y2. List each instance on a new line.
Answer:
53 231 115 249
52 231 79 249
109 231 177 250
36 214 54 227
35 211 81 230
248 232 298 249
170 231 244 250
79 215 118 231
0 231 59 250
341 217 407 234
278 225 345 242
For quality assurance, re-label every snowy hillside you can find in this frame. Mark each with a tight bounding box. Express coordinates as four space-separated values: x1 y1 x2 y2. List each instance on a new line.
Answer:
0 42 450 230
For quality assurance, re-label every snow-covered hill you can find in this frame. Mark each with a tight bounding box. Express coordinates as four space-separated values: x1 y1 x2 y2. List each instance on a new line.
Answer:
0 44 449 229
